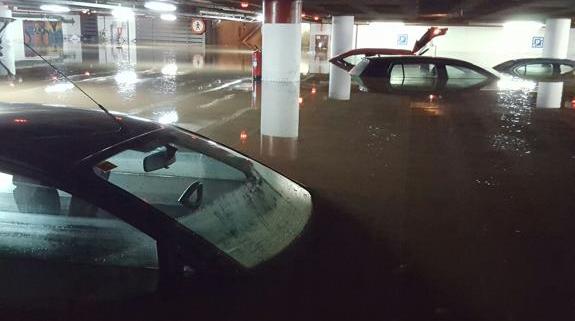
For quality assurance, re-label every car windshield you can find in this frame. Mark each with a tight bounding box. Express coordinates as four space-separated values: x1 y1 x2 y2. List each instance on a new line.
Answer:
95 128 312 268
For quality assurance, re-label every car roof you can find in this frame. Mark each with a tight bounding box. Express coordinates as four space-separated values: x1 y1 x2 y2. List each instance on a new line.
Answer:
499 58 575 65
0 103 163 174
366 55 476 65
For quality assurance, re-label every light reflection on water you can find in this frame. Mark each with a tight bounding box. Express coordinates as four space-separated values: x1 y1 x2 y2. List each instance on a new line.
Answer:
493 80 535 156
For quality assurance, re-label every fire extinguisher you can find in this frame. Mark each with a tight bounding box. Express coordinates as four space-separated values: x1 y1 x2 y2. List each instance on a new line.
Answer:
252 49 262 81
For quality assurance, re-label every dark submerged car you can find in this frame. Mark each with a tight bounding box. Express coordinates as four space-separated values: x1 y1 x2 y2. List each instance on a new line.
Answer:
0 104 312 309
350 56 498 94
493 58 575 81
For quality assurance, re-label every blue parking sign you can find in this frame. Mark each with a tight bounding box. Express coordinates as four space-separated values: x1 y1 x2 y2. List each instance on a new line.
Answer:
532 37 544 48
397 34 408 46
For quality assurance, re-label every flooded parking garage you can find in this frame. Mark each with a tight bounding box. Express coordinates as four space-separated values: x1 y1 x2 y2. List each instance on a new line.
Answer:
1 1 575 321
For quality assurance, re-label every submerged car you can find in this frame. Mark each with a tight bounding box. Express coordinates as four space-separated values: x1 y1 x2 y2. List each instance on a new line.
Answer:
350 56 498 94
493 58 575 81
0 104 312 305
329 26 448 72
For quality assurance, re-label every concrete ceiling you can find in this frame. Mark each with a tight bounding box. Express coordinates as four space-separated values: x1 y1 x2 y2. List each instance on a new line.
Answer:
2 0 575 24
297 0 575 23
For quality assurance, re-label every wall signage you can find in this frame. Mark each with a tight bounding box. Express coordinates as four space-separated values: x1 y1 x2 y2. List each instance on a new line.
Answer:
191 19 206 35
532 36 544 48
397 34 409 46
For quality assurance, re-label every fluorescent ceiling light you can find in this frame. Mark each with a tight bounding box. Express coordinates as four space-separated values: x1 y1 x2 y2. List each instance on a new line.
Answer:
503 21 544 30
145 1 177 12
112 6 135 20
40 4 71 13
160 13 177 21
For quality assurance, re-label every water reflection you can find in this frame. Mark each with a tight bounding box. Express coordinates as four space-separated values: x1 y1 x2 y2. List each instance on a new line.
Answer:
493 79 535 155
161 63 178 76
497 75 537 91
99 44 137 65
44 82 74 93
0 43 15 78
329 65 351 100
157 110 179 124
260 81 300 160
301 53 330 75
536 82 564 108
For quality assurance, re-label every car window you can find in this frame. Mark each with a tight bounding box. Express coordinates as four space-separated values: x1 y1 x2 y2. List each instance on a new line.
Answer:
361 59 389 77
0 172 158 269
389 63 438 89
445 65 488 88
97 129 312 268
343 55 364 66
559 64 574 75
514 63 554 77
445 65 486 79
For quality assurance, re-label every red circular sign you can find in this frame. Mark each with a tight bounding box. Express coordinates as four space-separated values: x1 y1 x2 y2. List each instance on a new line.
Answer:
191 19 206 35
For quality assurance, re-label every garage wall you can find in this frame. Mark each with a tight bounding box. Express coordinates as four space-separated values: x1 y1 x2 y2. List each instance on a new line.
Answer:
97 15 136 44
3 14 82 63
355 24 575 71
214 21 260 49
136 16 204 45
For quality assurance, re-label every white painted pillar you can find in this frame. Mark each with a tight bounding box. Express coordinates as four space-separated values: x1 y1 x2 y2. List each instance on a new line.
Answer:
329 16 354 100
261 0 302 82
536 82 564 108
260 81 299 159
0 4 12 42
543 18 571 59
0 4 15 77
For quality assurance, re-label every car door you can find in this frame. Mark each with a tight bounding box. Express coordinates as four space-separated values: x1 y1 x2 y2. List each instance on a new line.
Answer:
0 169 159 309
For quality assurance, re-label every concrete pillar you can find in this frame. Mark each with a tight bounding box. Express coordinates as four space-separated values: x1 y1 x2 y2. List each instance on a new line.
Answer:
536 82 564 109
260 81 299 160
328 16 354 100
261 0 302 82
0 4 12 42
543 18 571 59
0 4 15 77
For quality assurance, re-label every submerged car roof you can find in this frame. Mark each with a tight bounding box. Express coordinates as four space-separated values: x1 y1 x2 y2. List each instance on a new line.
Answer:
0 104 162 174
493 58 575 70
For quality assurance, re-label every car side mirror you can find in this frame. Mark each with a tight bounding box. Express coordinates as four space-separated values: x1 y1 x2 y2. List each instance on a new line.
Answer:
178 181 203 210
143 145 177 172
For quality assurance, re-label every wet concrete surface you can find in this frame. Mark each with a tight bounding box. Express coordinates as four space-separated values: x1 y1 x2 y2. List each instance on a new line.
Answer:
2 44 575 320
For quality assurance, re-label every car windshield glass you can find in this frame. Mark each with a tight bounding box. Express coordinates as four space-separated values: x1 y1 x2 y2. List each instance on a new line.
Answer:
95 128 312 268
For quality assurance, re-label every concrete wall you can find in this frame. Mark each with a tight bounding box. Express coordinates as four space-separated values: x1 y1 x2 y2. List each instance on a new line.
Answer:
97 15 136 44
214 21 261 49
306 22 357 54
3 14 82 63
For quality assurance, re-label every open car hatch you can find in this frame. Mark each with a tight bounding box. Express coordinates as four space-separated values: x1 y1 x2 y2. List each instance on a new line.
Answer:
329 27 448 72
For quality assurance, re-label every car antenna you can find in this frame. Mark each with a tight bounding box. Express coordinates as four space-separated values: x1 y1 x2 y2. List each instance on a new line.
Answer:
23 43 126 132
